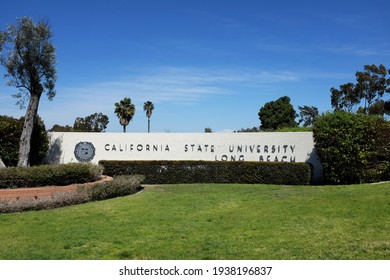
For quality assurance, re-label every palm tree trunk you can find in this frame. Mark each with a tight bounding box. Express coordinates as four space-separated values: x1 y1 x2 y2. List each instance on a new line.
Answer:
123 125 126 133
148 117 150 133
18 93 40 167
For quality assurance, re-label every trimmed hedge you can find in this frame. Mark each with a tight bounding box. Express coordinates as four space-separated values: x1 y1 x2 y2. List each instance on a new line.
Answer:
0 163 103 189
0 175 144 213
86 175 144 201
99 160 312 185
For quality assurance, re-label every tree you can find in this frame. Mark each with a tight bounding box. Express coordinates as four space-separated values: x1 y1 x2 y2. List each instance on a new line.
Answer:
143 101 154 133
73 112 109 132
0 115 48 166
49 124 73 132
115 97 135 133
0 17 56 167
385 100 390 117
298 105 319 127
235 127 260 132
258 96 298 130
355 64 390 112
331 64 390 114
330 83 359 112
367 99 387 116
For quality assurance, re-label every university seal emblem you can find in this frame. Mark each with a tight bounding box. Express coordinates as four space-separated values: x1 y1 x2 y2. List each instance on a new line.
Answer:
74 141 96 162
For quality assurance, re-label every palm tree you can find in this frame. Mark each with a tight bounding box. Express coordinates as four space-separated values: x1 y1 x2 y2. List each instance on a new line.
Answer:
114 97 135 133
143 101 154 133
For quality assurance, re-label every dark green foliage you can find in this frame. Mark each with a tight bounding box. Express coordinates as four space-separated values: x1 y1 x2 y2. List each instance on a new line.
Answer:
258 96 298 130
235 127 260 132
313 111 390 184
0 116 20 166
298 105 319 127
73 112 109 132
49 124 73 132
0 115 49 166
99 160 312 185
0 163 103 189
330 64 390 113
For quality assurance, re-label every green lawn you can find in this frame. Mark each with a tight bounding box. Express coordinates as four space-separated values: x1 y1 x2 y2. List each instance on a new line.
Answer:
0 182 389 260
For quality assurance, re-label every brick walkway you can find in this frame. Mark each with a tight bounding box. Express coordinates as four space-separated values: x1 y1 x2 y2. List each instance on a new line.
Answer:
0 176 112 202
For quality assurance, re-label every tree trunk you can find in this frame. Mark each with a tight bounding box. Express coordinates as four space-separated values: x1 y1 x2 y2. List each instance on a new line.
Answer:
0 157 6 168
148 118 150 133
17 93 41 167
123 125 126 133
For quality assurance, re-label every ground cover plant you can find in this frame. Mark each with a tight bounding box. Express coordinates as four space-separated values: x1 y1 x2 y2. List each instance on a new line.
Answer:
0 182 389 259
0 175 144 213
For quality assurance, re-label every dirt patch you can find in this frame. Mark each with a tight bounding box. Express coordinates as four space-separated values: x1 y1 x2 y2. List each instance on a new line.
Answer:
0 175 113 202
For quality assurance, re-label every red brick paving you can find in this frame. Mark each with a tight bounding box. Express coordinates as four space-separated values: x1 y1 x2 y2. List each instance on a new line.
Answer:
0 175 112 202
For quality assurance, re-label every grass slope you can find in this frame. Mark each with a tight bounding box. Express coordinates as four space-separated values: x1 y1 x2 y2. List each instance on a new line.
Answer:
0 183 389 260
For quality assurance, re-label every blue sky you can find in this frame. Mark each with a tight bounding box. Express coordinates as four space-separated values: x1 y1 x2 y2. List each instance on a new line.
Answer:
1 0 389 132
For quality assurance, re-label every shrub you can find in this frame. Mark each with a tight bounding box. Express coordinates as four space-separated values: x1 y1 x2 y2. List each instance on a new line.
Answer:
0 115 49 166
0 191 90 213
0 175 144 213
313 111 390 184
99 160 312 185
86 175 144 201
0 163 103 189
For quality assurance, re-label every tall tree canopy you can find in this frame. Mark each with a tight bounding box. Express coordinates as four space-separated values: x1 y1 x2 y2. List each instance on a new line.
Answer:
331 64 390 115
258 96 298 130
73 112 109 132
115 97 135 133
0 17 56 166
143 101 154 133
298 105 319 127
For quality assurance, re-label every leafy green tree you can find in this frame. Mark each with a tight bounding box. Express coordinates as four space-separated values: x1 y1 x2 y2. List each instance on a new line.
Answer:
385 100 390 116
115 97 135 133
367 99 389 116
73 112 109 132
258 96 298 130
0 17 56 167
331 64 390 114
49 124 73 132
235 127 260 132
143 101 154 133
0 115 48 166
298 105 319 127
0 116 20 167
356 64 390 112
330 82 359 112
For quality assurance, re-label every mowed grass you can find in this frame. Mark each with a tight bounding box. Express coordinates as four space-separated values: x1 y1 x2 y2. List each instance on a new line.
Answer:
0 182 390 260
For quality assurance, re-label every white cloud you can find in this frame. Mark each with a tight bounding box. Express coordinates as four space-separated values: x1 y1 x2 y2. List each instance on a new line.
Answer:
321 45 390 57
3 66 307 131
57 66 301 106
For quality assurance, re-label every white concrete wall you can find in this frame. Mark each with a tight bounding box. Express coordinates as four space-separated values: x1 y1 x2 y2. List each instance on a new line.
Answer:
46 132 323 183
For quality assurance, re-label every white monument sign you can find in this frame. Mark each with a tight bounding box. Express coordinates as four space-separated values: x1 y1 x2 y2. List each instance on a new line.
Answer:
46 132 323 182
